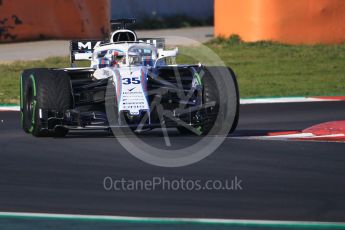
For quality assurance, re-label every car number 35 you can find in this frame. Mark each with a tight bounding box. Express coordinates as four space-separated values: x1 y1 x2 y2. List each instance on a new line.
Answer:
122 77 141 85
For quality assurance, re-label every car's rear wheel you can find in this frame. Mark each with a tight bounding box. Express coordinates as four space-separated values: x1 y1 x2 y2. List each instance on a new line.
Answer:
21 68 72 137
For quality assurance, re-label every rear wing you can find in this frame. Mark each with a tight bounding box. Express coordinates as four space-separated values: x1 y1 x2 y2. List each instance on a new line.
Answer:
70 40 105 65
70 38 165 67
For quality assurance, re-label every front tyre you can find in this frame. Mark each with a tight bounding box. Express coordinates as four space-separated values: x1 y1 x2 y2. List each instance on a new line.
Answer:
21 69 72 137
201 66 239 135
177 66 239 136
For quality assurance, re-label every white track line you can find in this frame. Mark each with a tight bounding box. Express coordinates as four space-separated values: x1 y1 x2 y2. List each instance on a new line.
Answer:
0 97 343 112
247 133 315 139
240 97 341 104
0 212 344 228
0 106 20 111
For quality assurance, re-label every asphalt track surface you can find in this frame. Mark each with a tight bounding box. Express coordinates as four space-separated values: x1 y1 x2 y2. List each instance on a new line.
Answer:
0 102 345 228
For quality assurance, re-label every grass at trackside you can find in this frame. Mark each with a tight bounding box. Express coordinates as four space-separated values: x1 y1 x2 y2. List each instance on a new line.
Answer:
0 57 70 104
181 35 345 98
1 36 345 104
0 58 91 104
212 36 345 97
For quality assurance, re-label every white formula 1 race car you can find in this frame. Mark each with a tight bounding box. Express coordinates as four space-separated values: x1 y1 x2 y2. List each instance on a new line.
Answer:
20 19 239 137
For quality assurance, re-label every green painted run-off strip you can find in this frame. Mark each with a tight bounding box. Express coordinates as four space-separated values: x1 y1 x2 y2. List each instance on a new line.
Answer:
0 212 344 229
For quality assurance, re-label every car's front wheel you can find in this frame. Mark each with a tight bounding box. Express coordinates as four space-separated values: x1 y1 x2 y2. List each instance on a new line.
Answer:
21 68 72 137
177 66 239 136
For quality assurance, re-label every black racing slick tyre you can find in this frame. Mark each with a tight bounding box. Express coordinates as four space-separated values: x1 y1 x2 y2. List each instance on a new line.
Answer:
178 66 239 136
227 67 239 133
21 68 72 137
203 66 239 135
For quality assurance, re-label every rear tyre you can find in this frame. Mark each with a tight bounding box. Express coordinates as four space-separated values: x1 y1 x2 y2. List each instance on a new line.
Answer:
21 68 72 137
